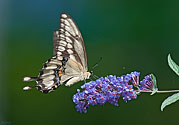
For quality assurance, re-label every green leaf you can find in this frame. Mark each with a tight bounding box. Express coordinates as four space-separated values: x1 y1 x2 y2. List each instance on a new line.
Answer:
161 92 179 111
150 74 158 95
168 54 179 76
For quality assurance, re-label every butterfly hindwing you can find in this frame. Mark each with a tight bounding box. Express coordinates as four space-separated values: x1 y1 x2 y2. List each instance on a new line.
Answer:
23 56 68 93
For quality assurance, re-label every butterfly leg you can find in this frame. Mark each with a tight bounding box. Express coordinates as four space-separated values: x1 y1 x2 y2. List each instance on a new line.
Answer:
93 75 99 79
91 74 99 80
89 77 94 81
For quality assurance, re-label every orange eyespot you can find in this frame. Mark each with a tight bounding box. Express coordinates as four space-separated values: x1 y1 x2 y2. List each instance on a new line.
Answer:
58 70 62 77
54 84 58 88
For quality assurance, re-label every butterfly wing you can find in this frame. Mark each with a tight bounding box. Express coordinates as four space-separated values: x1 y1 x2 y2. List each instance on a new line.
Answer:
23 13 89 93
53 13 88 71
23 56 69 93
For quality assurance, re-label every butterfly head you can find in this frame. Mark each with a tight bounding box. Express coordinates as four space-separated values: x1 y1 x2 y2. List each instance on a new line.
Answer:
83 72 91 79
90 71 93 76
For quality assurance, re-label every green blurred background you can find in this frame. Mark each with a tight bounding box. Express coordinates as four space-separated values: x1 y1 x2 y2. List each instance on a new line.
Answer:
1 0 179 125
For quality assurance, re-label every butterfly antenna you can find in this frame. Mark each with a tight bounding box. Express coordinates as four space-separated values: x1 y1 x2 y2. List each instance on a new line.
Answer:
90 57 102 80
91 57 102 70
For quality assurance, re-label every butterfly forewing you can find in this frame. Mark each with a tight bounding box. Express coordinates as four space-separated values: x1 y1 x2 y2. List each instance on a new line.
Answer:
53 13 88 71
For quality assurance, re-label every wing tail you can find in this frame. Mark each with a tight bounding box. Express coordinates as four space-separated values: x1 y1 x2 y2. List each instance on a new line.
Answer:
23 76 38 82
23 85 37 90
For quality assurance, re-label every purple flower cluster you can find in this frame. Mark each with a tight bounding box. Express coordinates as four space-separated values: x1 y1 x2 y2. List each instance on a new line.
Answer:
139 74 154 91
73 72 156 113
73 72 140 113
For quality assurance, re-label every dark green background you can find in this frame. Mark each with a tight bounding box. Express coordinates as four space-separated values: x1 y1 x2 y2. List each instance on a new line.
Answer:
1 0 179 125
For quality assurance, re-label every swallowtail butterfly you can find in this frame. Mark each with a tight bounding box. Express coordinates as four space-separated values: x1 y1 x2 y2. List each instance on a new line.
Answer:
23 13 91 93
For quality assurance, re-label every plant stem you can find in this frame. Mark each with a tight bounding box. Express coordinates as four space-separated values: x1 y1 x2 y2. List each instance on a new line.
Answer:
138 90 179 93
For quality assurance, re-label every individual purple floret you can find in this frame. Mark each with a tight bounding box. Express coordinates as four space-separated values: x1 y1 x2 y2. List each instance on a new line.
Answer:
130 71 140 87
73 73 139 113
139 74 154 91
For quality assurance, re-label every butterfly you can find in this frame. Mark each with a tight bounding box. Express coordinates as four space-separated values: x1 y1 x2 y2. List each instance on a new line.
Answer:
23 13 91 93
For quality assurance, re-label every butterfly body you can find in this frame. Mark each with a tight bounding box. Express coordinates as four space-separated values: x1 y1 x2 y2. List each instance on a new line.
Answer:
23 13 91 93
